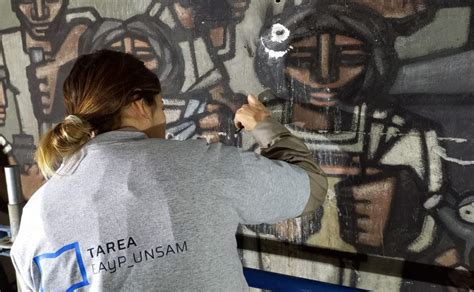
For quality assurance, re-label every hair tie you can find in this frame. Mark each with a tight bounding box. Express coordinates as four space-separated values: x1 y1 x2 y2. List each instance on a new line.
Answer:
64 115 83 124
64 115 97 138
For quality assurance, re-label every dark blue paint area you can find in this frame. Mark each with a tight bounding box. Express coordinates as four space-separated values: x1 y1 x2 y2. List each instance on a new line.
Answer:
243 267 366 291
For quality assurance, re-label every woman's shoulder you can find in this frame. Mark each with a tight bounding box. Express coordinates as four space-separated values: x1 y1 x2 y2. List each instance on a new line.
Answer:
140 138 238 157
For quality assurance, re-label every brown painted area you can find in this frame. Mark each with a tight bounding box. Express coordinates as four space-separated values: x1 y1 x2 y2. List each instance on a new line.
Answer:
292 35 317 48
293 103 330 130
134 39 156 67
352 0 428 18
284 66 365 90
206 104 221 112
232 0 248 9
33 24 87 115
124 37 133 54
198 112 220 130
351 176 395 247
308 100 338 107
320 34 331 80
4 154 44 201
134 39 150 49
25 33 53 57
320 165 362 176
110 37 158 72
110 42 121 49
231 0 250 21
174 2 195 29
435 248 460 267
209 84 239 112
341 50 367 55
210 27 225 48
335 35 364 46
19 164 44 200
290 52 312 58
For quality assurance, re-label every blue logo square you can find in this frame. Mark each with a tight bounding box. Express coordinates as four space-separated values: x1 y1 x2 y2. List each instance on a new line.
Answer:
33 242 89 292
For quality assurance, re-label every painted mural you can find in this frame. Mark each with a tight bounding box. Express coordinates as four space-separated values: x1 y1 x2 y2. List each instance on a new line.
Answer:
0 0 473 290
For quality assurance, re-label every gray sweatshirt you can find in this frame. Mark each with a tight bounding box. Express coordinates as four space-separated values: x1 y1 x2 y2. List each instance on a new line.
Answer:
11 118 327 291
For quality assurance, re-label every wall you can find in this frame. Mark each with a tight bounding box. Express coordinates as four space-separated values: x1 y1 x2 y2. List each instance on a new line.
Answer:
0 0 473 291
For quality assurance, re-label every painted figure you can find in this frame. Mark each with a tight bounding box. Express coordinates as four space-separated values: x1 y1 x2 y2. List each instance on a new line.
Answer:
79 14 233 145
0 0 99 198
241 2 445 288
143 0 250 144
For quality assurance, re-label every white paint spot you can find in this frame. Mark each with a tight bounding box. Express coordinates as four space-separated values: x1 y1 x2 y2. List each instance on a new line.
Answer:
373 110 387 119
163 98 186 106
455 266 469 272
426 130 443 192
433 145 474 165
270 23 290 43
261 39 293 59
260 23 292 59
148 3 161 17
392 115 405 126
0 136 12 155
164 109 181 124
423 194 442 209
196 132 227 144
459 202 474 223
438 137 468 143
407 216 435 253
326 189 336 201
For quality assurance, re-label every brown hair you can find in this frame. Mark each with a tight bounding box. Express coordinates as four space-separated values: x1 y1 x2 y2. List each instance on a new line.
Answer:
36 49 161 178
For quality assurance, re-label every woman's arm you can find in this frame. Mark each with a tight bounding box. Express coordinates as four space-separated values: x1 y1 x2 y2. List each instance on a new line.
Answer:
235 94 327 215
250 117 328 214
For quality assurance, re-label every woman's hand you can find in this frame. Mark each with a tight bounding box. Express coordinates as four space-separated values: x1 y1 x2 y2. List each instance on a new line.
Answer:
234 94 271 131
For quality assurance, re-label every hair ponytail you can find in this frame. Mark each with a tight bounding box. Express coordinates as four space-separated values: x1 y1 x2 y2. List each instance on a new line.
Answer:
36 115 95 178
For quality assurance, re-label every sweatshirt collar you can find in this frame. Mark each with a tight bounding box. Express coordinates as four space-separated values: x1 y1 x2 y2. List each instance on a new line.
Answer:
55 128 148 177
86 127 148 147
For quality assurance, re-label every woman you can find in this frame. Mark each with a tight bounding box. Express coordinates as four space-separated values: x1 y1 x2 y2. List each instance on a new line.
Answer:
10 50 327 291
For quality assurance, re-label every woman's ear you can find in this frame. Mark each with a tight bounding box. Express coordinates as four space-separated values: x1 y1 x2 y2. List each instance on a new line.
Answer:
129 98 153 121
120 97 153 130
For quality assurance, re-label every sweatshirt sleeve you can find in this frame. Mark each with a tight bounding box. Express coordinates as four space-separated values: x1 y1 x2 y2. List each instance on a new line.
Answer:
250 117 328 214
11 254 34 291
225 117 327 224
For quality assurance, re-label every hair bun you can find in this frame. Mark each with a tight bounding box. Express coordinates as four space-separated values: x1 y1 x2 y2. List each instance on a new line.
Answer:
36 115 96 178
58 114 95 144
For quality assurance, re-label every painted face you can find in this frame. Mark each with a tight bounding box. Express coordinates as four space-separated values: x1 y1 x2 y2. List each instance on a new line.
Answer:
285 34 368 107
13 0 66 39
108 36 159 72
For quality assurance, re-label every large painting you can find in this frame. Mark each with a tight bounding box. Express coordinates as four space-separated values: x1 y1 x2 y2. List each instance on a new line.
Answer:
1 0 473 290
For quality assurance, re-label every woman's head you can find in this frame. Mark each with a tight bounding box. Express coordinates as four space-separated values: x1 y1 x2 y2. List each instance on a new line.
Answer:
36 49 165 178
